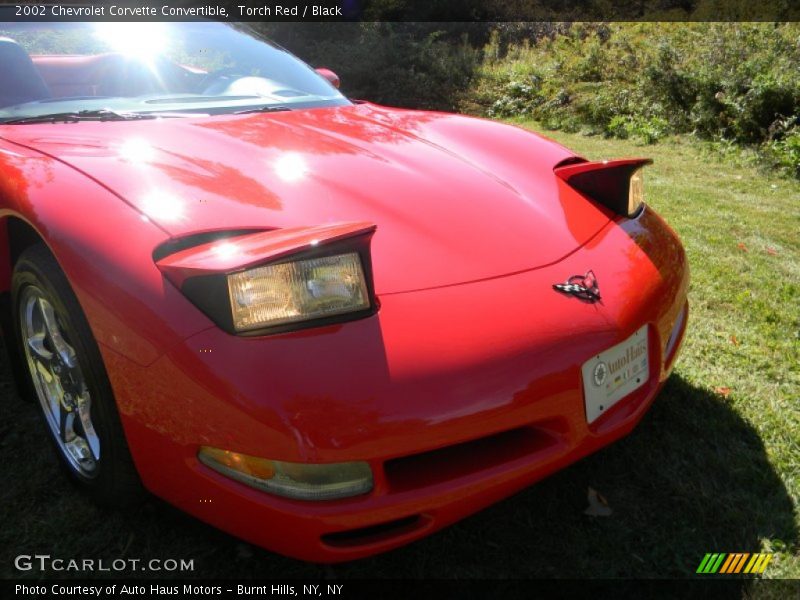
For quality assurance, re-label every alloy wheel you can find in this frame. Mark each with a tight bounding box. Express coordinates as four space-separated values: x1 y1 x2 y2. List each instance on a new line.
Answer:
19 285 100 478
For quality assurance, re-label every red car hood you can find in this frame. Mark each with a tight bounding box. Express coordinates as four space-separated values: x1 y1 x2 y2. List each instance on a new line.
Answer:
3 103 611 294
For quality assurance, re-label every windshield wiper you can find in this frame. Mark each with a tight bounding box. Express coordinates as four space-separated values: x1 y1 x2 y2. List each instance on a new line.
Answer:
234 105 293 115
0 109 163 125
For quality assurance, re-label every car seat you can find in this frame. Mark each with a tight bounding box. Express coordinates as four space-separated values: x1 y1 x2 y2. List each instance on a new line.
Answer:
0 37 51 108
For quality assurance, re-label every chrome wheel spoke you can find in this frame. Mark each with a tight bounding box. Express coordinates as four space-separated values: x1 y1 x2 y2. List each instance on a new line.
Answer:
58 397 71 442
27 331 53 363
46 377 62 434
39 298 77 368
63 411 95 469
76 393 100 460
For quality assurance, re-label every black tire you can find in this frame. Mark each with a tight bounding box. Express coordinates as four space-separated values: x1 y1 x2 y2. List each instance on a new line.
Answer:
12 244 143 506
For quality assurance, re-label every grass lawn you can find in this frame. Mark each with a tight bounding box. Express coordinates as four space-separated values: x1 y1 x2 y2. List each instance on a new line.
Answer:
0 122 797 585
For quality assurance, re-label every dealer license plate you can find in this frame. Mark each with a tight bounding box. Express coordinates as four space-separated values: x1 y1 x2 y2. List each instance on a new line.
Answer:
582 325 649 424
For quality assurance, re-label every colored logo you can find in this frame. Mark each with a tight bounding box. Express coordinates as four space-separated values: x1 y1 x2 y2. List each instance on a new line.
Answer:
696 553 773 575
553 270 601 302
592 361 608 386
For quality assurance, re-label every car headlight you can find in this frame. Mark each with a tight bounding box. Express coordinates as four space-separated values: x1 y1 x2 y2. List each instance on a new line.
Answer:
198 446 374 501
160 224 379 336
228 252 370 332
628 167 645 216
554 158 651 218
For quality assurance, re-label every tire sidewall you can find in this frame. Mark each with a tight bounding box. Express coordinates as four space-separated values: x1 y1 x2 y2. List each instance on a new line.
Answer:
12 246 138 502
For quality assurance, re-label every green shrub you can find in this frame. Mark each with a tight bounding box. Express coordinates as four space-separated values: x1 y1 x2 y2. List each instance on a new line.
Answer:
487 79 543 117
467 22 800 177
764 126 800 177
606 115 670 144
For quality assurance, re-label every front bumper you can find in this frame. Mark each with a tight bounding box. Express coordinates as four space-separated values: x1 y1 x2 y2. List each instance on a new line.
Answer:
102 207 689 562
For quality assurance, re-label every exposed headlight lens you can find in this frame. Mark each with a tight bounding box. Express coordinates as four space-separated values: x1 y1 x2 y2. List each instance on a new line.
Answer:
198 446 374 501
227 252 370 332
628 167 645 216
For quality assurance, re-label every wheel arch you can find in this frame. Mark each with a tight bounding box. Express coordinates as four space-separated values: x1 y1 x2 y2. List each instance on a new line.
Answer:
0 214 51 400
0 214 54 291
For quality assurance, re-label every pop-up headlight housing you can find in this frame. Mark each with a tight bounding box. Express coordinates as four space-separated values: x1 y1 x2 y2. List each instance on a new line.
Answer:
155 222 378 335
554 158 652 218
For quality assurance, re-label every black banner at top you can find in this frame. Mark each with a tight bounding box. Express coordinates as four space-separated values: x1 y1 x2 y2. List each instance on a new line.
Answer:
0 0 798 22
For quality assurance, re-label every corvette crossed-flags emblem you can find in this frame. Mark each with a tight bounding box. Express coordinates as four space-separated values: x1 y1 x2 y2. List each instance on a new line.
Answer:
553 270 601 302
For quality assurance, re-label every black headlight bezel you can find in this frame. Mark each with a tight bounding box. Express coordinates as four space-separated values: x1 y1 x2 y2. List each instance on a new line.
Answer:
180 233 378 337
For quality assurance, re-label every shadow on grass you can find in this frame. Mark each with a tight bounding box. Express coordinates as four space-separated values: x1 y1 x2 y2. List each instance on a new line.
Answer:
1 363 796 583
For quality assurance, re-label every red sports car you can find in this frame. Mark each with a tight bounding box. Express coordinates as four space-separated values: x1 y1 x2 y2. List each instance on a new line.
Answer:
0 22 688 562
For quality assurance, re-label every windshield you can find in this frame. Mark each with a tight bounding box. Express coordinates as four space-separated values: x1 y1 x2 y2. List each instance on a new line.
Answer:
0 22 349 122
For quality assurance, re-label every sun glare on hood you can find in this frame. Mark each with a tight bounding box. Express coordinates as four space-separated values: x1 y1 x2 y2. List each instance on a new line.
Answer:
119 138 156 164
274 153 308 183
141 192 185 223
